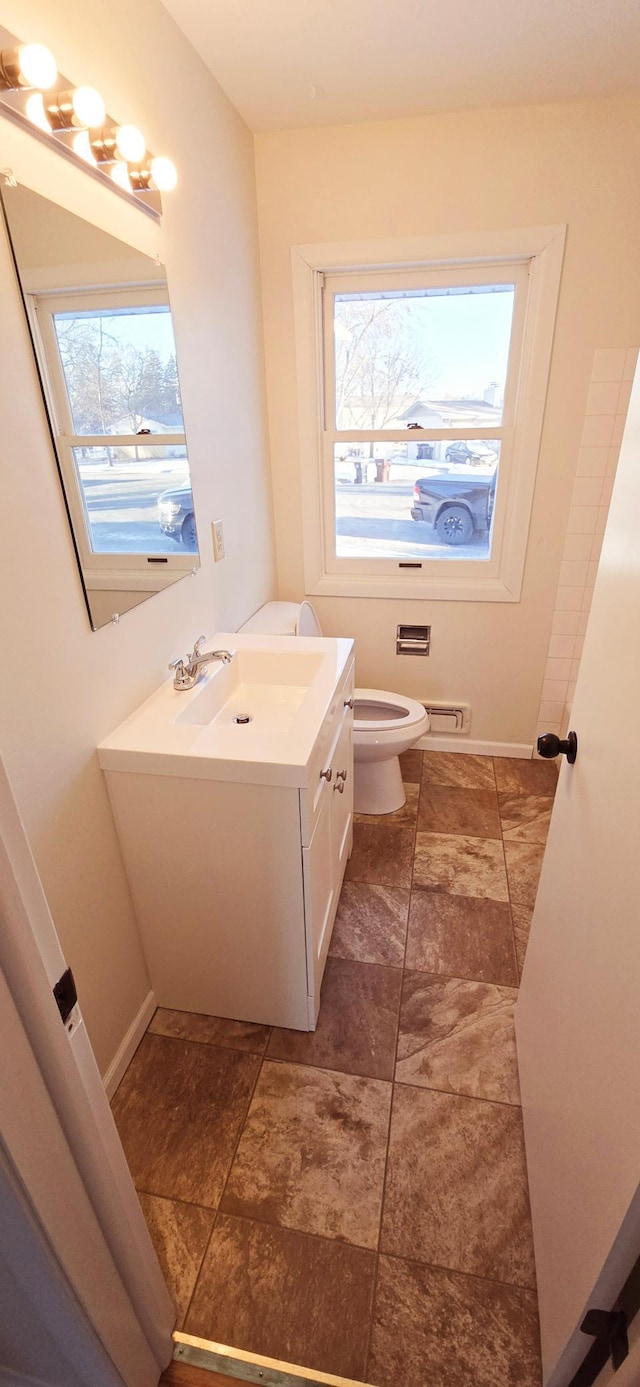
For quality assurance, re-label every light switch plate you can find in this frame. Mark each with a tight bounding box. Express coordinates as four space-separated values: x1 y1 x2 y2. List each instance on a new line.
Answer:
212 520 225 561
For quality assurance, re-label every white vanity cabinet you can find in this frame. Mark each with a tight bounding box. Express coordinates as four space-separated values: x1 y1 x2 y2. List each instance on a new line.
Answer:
99 635 354 1031
302 682 354 1022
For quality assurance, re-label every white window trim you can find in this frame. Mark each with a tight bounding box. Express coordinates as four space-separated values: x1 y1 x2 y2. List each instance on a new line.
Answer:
292 225 566 602
25 285 195 583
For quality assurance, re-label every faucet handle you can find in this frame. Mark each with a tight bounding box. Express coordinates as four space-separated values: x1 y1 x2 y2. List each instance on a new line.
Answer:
168 656 185 673
192 635 207 659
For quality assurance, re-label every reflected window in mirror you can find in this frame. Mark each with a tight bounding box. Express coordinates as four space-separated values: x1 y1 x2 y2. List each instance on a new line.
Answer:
0 181 200 629
33 288 196 558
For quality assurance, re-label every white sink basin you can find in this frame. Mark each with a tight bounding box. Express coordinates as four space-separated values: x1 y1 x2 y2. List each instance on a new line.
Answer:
175 648 325 728
98 632 354 787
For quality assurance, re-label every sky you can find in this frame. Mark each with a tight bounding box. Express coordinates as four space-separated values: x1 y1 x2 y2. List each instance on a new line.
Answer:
336 285 516 399
54 304 178 363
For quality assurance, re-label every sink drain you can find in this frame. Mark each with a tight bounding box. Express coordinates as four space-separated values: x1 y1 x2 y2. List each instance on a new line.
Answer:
233 713 252 724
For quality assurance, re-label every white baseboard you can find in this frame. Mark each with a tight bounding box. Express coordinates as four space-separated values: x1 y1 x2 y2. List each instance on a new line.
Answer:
417 734 534 758
102 990 156 1099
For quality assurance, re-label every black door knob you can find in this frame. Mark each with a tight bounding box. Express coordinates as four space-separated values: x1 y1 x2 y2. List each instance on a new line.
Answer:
537 730 578 764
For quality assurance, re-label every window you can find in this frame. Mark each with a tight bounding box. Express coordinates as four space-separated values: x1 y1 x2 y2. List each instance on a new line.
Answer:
31 287 197 573
293 227 565 601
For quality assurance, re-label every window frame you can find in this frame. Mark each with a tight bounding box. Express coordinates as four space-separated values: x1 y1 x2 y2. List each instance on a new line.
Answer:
292 225 566 602
26 285 195 584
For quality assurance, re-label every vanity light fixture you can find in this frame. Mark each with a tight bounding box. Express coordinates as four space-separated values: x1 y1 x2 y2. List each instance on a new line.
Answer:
71 129 97 165
0 22 177 217
90 122 146 165
45 84 106 131
150 156 177 192
129 156 178 193
109 160 132 192
0 42 57 91
25 91 51 132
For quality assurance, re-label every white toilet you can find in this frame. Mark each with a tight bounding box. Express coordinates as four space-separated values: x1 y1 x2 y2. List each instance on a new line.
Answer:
239 601 429 815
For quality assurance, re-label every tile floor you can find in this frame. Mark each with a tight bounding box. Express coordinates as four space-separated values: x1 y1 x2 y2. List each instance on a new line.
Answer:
112 750 558 1386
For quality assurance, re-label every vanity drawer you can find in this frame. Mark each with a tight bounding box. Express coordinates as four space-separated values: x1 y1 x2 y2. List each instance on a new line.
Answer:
300 656 355 847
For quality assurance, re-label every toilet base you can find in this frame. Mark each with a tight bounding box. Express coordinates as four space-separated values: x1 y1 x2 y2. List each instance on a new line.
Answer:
354 755 406 815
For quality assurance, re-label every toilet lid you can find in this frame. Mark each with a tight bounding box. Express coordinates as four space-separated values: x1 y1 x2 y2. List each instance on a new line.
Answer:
353 688 429 731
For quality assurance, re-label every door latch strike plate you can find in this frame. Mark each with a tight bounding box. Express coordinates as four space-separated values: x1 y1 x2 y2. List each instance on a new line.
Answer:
53 967 77 1026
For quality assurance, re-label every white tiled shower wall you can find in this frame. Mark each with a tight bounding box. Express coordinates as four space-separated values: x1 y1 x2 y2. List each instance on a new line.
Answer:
536 347 638 749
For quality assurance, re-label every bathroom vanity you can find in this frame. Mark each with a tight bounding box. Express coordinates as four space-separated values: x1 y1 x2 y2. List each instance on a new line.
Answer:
98 634 354 1029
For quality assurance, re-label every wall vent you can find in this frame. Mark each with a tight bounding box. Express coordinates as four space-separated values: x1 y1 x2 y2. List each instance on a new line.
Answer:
423 702 470 734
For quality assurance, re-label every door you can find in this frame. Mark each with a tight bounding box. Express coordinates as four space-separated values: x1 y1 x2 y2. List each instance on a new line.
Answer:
0 754 174 1385
516 363 640 1386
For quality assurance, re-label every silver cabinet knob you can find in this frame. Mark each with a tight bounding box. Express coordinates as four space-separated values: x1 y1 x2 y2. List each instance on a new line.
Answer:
344 698 354 709
320 767 333 782
334 780 345 793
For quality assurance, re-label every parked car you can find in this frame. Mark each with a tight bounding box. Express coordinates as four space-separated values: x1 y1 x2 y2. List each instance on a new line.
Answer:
411 467 497 544
158 483 197 548
445 441 496 465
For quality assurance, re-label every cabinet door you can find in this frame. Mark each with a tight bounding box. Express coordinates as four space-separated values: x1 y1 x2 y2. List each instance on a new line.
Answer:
302 780 336 1025
331 705 353 887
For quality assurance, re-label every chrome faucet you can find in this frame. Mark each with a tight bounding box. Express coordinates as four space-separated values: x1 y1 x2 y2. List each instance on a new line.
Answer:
169 636 234 690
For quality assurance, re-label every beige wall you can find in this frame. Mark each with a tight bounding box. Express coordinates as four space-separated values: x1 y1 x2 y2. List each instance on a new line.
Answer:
0 0 275 1072
255 97 640 745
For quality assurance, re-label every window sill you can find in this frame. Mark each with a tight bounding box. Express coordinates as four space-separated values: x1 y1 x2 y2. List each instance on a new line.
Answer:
307 572 521 602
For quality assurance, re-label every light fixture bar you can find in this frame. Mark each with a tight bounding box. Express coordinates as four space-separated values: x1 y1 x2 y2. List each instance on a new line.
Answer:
0 23 177 219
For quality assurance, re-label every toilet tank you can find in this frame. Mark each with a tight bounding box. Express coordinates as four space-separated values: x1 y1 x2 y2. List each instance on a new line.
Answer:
239 601 323 637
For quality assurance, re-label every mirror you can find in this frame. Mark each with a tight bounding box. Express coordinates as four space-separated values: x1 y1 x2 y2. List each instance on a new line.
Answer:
0 182 199 629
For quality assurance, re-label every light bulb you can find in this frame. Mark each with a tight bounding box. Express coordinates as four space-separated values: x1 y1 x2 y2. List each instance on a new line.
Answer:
26 91 52 132
18 42 57 89
72 129 97 165
115 124 145 163
110 160 132 192
71 85 105 128
150 156 177 192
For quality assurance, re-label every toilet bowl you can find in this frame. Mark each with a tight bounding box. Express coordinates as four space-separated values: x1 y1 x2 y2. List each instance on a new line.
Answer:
239 602 430 815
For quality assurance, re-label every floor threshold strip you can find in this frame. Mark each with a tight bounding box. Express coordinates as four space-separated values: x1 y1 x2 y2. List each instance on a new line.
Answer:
172 1332 377 1387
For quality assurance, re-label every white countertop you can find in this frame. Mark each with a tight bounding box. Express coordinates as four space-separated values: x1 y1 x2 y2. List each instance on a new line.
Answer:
98 633 354 787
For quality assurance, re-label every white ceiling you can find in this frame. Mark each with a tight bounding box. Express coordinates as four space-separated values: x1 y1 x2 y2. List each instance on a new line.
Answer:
162 0 640 132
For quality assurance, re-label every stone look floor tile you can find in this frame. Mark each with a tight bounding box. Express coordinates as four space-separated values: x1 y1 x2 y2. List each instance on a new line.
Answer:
414 833 509 901
499 794 553 844
422 751 496 789
399 748 423 783
504 841 546 913
354 781 419 826
406 890 518 985
368 1255 541 1387
267 957 402 1081
345 823 415 888
149 1008 271 1054
221 1061 392 1249
512 904 534 977
330 883 409 966
494 757 558 795
137 1193 214 1329
418 785 501 839
381 1085 536 1287
111 1033 260 1207
395 973 520 1105
185 1214 376 1380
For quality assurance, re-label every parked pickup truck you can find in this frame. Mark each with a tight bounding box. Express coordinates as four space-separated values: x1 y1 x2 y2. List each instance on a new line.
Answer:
410 466 497 545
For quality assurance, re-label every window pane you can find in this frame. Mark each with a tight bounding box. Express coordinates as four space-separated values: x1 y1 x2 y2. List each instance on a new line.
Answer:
334 440 500 561
71 445 196 555
334 284 514 430
54 305 183 435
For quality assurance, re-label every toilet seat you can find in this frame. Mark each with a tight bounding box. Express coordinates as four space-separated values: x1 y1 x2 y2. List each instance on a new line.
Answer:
237 604 429 813
353 688 428 736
